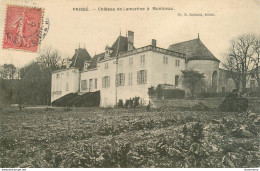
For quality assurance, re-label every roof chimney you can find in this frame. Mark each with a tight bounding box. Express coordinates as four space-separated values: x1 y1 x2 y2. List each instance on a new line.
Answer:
198 33 200 39
152 39 157 47
128 30 134 51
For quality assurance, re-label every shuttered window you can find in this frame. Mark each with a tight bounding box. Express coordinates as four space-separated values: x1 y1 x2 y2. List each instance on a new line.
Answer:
102 76 110 88
128 72 133 85
81 80 84 90
89 79 93 91
116 73 125 86
95 78 98 89
163 56 168 64
137 70 147 84
175 59 180 67
81 80 87 90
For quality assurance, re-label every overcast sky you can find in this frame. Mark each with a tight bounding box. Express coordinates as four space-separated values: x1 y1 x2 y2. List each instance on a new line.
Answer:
0 0 259 68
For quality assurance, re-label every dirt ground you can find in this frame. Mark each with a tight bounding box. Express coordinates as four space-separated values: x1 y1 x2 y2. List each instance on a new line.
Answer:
0 99 259 168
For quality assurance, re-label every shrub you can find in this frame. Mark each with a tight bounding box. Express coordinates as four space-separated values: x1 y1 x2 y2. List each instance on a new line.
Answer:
156 85 164 99
149 85 185 99
133 97 140 108
124 100 129 108
118 100 124 108
148 86 156 96
164 89 185 99
199 92 229 98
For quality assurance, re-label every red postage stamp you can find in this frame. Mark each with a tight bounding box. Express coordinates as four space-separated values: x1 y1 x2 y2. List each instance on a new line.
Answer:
3 5 43 52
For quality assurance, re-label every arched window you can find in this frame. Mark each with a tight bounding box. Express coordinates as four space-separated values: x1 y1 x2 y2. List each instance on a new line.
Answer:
212 71 218 92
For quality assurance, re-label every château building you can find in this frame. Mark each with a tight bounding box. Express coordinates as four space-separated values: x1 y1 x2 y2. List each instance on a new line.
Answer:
51 31 236 107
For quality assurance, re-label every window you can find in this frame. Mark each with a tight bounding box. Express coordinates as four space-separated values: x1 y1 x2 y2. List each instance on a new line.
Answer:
95 78 98 89
175 59 180 67
102 76 110 88
119 60 123 68
175 75 179 86
163 56 168 64
163 73 167 83
56 73 60 79
128 72 133 85
66 71 69 77
116 73 125 86
81 80 88 90
89 79 93 91
137 70 147 84
66 82 69 91
105 63 109 69
140 54 145 63
129 57 133 66
85 63 89 69
85 80 88 90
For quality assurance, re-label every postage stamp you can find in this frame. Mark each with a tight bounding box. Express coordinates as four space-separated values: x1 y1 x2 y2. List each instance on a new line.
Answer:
3 5 44 52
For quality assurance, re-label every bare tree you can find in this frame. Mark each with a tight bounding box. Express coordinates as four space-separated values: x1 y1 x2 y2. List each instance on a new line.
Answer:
61 57 70 68
222 54 241 90
37 47 62 71
223 34 256 93
250 35 260 91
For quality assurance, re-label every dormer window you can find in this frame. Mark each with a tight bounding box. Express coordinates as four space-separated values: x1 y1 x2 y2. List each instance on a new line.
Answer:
85 63 89 69
105 45 113 58
84 61 91 69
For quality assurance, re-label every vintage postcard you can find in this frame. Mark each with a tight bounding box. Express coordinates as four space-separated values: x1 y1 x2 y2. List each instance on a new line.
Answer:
0 0 259 169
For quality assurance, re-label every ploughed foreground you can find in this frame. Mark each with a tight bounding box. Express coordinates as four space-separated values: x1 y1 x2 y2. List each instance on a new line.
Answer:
0 99 260 168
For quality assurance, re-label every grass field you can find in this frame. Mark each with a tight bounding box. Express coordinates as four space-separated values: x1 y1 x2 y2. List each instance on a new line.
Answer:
0 99 259 168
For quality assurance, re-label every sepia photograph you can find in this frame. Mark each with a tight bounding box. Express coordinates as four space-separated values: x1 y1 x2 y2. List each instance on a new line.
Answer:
0 0 259 169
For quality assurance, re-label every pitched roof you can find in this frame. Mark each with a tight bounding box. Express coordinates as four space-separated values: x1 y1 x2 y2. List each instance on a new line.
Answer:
70 48 91 69
97 35 133 62
88 52 105 69
110 36 129 57
168 38 220 62
83 35 134 70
